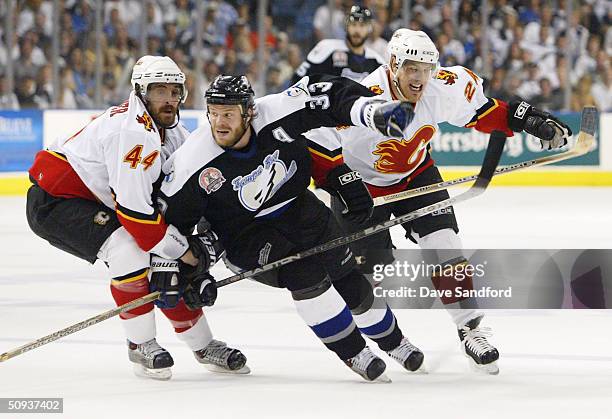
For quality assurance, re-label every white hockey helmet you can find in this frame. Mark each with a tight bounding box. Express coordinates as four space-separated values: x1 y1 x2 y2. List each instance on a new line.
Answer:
387 29 439 75
131 55 188 103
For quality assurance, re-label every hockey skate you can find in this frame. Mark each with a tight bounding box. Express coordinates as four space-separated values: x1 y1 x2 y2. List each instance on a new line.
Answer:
344 346 391 383
458 316 499 375
128 338 174 380
386 337 426 373
194 339 250 374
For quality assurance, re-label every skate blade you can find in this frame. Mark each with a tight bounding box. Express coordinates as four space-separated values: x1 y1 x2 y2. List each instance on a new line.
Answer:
203 363 251 374
469 360 499 375
372 373 392 383
133 364 172 380
463 353 499 375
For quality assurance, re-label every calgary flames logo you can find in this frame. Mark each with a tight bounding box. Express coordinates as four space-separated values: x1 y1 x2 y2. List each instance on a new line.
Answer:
435 69 458 85
373 126 435 174
136 112 155 132
368 84 384 95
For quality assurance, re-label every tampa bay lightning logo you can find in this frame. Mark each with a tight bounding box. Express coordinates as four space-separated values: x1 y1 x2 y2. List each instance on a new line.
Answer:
231 150 297 212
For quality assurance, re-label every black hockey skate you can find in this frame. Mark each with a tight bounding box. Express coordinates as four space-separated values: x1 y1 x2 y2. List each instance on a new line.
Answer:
344 346 390 382
386 337 426 372
194 339 250 374
458 315 499 375
128 338 174 380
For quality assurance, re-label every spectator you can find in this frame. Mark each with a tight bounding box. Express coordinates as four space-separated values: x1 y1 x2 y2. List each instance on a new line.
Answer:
570 75 597 111
15 76 38 108
313 0 347 42
0 75 20 110
531 77 564 111
591 66 611 111
517 62 541 100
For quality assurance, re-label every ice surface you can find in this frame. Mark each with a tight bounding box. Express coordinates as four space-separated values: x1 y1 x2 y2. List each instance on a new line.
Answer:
1 188 611 419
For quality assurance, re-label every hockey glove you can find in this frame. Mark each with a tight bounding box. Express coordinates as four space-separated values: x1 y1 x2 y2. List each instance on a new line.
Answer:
508 100 572 150
186 230 225 273
326 164 374 224
363 99 415 137
150 256 181 308
183 272 217 309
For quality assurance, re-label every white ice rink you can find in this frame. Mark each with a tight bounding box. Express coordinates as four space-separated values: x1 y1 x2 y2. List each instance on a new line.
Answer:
1 187 612 419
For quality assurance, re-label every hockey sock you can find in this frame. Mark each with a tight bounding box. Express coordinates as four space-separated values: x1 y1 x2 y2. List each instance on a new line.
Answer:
334 269 403 351
110 268 156 344
162 303 213 351
161 300 204 333
292 281 366 360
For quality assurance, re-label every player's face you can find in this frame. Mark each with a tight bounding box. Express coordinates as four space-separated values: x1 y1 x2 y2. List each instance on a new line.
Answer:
346 21 370 48
208 104 248 149
395 60 436 103
146 83 182 126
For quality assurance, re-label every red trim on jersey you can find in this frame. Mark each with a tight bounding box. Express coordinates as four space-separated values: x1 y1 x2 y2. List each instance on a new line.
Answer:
465 98 513 136
115 206 168 252
28 150 99 201
365 159 434 198
309 148 345 187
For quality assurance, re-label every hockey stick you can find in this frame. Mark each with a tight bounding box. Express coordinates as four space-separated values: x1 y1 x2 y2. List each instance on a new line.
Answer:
0 131 505 363
373 106 598 207
0 292 161 362
215 130 507 288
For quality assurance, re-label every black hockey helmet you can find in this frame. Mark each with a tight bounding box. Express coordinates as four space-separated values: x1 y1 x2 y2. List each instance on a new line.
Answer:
205 75 255 112
346 5 373 25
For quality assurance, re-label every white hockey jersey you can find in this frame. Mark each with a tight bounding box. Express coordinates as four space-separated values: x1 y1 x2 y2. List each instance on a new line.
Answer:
30 92 190 258
306 65 497 194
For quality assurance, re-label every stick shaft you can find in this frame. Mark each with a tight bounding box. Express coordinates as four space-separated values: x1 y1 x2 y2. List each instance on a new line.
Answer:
0 292 160 362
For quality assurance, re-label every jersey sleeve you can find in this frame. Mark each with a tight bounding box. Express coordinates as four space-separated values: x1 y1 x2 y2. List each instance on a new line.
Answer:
306 127 345 187
437 66 513 136
106 129 188 259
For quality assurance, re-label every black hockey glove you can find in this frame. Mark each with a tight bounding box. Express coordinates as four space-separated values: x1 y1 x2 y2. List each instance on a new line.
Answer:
182 272 217 309
362 99 415 137
185 230 225 273
508 100 572 150
150 256 181 309
326 164 374 224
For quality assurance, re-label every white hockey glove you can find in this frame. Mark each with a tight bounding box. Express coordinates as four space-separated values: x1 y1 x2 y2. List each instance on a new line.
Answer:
508 101 572 150
362 99 415 137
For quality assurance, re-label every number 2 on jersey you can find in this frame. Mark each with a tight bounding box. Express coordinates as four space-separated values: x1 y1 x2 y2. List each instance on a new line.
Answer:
123 145 159 170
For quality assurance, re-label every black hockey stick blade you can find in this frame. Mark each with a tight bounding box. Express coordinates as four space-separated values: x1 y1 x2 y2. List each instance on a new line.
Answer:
580 106 597 137
216 130 506 288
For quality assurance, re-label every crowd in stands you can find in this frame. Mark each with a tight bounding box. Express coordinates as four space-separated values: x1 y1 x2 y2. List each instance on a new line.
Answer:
0 0 610 112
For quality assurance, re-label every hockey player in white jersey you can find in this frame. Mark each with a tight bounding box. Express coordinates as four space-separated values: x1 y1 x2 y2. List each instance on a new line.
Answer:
308 29 572 374
290 5 385 84
26 56 248 380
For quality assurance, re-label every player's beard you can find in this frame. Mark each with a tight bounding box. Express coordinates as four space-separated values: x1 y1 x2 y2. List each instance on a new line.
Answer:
213 122 248 149
347 32 367 49
151 103 178 128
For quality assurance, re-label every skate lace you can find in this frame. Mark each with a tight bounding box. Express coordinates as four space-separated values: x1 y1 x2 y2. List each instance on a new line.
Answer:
388 338 418 362
348 348 377 372
462 326 495 356
139 340 166 357
198 340 232 366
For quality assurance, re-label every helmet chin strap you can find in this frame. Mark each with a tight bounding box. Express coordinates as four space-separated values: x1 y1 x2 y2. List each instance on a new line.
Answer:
389 64 410 102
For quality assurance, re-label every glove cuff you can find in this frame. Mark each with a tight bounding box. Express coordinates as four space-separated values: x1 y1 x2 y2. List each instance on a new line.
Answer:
507 100 532 132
